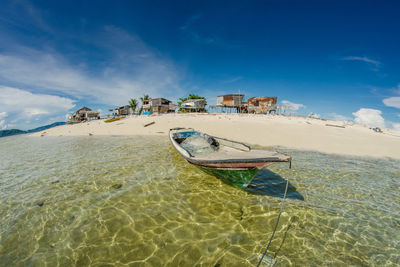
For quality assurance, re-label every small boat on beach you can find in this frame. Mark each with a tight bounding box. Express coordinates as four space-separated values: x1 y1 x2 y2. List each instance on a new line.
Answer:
169 128 291 189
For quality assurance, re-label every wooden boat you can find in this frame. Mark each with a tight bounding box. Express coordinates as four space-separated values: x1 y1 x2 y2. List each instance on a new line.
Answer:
169 128 291 189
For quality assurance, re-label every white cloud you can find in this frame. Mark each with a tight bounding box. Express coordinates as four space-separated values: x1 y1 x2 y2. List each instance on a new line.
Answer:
391 122 400 131
1 0 53 34
0 120 7 130
0 86 75 115
329 113 351 122
0 25 186 129
281 100 305 111
342 56 381 67
0 111 7 120
0 111 10 129
352 108 385 127
0 86 75 129
0 26 183 107
383 97 400 109
0 52 87 96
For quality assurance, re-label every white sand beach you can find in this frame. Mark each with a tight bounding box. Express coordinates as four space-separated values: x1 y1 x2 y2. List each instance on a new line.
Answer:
31 114 400 159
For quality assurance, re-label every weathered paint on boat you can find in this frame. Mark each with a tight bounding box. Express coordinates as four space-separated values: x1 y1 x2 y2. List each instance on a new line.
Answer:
198 166 260 189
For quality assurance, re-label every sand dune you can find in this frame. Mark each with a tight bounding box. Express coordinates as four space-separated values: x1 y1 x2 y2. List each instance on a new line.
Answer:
31 114 400 159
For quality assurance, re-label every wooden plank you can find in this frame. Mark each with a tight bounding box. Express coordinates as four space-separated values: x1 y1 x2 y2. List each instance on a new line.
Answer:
325 124 345 128
144 121 155 127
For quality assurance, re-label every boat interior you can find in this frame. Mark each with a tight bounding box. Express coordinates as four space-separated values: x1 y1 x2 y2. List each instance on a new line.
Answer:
171 129 290 162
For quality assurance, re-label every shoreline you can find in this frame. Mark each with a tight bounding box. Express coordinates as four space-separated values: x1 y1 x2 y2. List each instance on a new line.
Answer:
31 113 400 159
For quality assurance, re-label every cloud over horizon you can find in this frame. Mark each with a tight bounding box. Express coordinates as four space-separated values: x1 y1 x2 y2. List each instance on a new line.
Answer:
0 1 399 131
0 25 185 129
0 111 8 130
0 26 183 105
352 108 385 128
383 96 400 109
281 100 305 111
0 86 76 130
329 113 352 122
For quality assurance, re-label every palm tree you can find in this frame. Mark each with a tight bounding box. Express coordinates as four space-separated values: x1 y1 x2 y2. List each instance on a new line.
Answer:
178 94 207 106
140 94 150 104
139 94 150 115
129 98 138 114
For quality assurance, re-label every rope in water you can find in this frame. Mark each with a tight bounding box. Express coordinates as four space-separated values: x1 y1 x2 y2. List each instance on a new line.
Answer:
256 176 290 267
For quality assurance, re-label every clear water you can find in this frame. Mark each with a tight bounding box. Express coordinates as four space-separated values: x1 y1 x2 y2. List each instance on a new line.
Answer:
0 135 399 266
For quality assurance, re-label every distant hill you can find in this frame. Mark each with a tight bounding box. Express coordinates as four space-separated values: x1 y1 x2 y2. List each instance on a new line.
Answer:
0 122 66 138
27 122 66 133
0 129 27 138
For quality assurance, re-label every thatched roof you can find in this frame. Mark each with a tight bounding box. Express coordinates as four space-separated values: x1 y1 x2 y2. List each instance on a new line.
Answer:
75 107 92 113
248 97 277 105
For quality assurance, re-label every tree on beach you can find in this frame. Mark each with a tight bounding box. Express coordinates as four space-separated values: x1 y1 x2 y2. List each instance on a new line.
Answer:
177 94 207 106
129 98 138 114
139 94 150 114
140 94 150 104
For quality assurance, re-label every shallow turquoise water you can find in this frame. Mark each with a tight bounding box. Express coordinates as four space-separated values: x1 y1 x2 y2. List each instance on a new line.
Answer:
0 135 399 266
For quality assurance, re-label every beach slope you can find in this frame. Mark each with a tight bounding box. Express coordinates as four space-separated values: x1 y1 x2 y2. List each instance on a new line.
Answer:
31 114 400 159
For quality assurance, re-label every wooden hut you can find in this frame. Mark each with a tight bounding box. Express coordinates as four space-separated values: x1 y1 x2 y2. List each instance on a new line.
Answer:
142 99 151 114
247 97 278 114
114 105 131 116
217 94 244 107
212 94 246 113
71 107 100 121
168 103 178 113
180 99 207 112
142 98 174 114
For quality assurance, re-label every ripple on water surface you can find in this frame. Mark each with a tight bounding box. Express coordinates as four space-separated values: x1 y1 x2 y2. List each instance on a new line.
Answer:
0 135 399 266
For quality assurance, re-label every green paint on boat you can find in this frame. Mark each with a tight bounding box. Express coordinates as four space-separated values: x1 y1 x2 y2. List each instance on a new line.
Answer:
199 166 260 189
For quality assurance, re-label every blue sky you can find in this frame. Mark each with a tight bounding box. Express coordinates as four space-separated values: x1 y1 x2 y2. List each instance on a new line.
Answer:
0 0 400 130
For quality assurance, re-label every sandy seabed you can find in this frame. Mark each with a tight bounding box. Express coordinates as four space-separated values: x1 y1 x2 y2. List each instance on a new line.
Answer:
31 113 400 159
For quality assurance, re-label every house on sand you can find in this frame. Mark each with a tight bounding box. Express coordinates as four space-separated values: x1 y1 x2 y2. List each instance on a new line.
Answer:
142 98 176 114
69 107 100 122
212 94 246 113
247 96 277 114
179 99 207 112
114 105 131 116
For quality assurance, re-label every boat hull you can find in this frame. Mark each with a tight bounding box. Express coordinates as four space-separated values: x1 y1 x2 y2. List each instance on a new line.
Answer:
169 128 291 190
198 166 260 189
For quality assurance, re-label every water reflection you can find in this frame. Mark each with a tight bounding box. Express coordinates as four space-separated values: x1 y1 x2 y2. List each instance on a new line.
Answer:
246 169 304 200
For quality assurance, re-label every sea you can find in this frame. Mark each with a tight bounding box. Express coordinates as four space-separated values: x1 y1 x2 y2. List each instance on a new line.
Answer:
0 135 399 266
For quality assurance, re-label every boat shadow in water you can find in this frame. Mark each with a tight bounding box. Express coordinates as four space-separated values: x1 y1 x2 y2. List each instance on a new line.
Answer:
246 169 304 200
